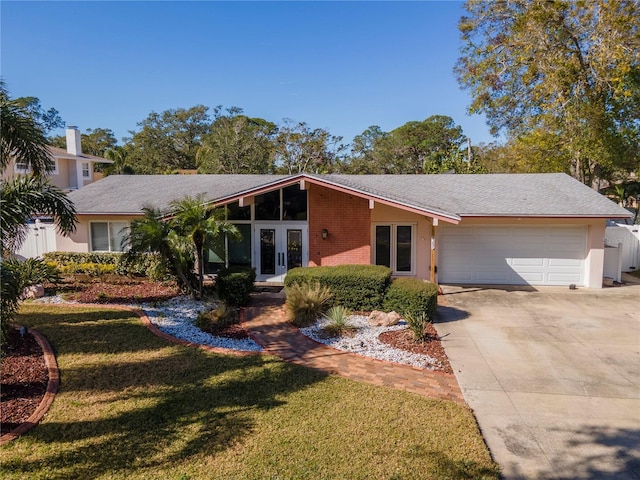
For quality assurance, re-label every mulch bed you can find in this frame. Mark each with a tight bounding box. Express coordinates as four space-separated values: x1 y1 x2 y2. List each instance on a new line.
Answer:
378 324 453 374
51 277 181 304
0 329 48 435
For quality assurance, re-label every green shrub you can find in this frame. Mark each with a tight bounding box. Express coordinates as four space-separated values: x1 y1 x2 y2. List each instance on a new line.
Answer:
284 265 391 311
195 302 239 332
285 282 333 327
383 278 438 320
322 305 356 337
404 312 430 342
215 267 256 306
43 251 166 279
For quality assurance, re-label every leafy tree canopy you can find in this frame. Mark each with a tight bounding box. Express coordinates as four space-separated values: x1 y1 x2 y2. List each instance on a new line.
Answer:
274 119 346 174
14 96 64 135
125 105 211 174
197 108 277 174
456 0 640 186
343 116 481 174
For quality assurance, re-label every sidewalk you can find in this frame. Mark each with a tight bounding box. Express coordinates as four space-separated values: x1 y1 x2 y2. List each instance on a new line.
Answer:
241 293 463 404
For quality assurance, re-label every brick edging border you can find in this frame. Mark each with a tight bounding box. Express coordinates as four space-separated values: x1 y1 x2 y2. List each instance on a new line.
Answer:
0 327 60 446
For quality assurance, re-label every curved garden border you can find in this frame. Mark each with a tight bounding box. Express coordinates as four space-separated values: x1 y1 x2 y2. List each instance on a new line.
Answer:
0 327 60 446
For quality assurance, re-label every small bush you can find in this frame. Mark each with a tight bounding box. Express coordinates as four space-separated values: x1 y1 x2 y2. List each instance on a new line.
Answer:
215 267 256 306
195 302 239 332
285 265 391 311
383 278 438 320
322 305 356 337
285 282 333 327
404 312 430 342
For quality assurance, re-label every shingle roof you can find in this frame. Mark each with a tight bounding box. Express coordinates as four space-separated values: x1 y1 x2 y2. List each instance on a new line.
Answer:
67 172 631 219
67 175 290 214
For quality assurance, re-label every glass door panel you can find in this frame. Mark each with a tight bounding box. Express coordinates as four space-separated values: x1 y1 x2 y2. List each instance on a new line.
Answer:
287 229 303 270
259 229 276 275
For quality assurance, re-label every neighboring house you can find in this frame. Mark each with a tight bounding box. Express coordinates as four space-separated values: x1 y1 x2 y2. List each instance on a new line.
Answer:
58 172 631 288
2 126 113 192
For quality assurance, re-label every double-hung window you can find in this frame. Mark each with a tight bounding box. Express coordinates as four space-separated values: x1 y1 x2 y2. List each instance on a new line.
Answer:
374 224 415 275
90 222 129 252
82 162 90 178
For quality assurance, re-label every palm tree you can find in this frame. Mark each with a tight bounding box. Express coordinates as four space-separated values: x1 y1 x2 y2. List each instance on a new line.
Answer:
1 82 78 351
0 81 54 176
122 206 196 297
170 194 239 297
1 176 76 254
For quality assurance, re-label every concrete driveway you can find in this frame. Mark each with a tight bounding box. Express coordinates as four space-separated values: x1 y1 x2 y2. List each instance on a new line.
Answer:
435 283 640 480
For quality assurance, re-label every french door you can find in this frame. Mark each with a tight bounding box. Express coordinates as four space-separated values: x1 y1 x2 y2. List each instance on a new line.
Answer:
254 224 308 282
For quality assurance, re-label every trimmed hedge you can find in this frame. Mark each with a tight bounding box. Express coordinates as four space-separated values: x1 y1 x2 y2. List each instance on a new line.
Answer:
284 265 391 311
383 278 438 320
43 251 166 279
216 267 256 306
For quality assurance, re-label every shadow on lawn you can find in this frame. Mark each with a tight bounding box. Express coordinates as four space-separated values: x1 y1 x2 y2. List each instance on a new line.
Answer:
2 306 328 479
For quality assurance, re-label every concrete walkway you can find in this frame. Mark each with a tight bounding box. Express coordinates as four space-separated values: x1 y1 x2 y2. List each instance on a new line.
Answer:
436 284 640 480
241 292 463 404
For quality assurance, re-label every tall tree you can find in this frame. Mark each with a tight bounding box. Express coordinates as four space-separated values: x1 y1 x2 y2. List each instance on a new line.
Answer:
344 116 467 174
125 105 211 173
456 0 640 187
343 125 387 173
197 109 277 174
14 96 64 135
274 119 346 174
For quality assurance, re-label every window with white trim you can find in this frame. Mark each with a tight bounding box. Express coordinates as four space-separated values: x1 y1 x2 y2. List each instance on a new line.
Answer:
373 224 415 274
90 222 129 252
14 158 58 175
82 162 90 178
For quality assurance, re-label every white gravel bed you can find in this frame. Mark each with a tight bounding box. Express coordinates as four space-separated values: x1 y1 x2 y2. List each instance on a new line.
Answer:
300 315 442 370
30 294 77 304
139 296 262 352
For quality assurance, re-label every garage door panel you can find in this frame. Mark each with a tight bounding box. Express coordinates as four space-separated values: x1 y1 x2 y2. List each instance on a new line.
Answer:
511 257 545 267
516 272 545 283
548 272 582 283
439 225 586 286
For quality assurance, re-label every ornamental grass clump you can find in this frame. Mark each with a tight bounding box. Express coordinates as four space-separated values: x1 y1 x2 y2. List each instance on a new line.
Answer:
285 282 332 327
321 305 357 337
404 312 431 343
195 301 239 333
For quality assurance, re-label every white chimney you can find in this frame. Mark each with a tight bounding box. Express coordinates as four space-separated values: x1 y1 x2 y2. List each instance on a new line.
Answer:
66 126 82 155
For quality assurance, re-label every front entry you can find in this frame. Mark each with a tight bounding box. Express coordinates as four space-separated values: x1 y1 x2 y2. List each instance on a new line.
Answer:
254 224 308 282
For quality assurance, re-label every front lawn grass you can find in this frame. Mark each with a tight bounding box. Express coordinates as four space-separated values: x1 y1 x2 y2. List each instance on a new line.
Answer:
1 305 499 480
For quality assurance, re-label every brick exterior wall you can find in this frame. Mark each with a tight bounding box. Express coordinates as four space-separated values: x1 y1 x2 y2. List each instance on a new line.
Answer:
308 184 371 266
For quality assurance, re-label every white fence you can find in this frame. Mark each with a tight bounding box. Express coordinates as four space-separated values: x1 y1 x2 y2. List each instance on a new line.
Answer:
605 223 640 273
14 221 58 260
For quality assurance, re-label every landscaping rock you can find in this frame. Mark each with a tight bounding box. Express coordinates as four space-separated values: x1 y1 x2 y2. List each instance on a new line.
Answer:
368 310 401 327
22 284 45 299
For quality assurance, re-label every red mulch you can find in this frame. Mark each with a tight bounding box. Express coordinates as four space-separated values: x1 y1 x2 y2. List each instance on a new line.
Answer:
378 323 453 374
52 277 181 304
1 328 48 435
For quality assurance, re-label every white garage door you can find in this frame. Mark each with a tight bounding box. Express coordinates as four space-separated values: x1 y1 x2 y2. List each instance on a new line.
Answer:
439 225 587 286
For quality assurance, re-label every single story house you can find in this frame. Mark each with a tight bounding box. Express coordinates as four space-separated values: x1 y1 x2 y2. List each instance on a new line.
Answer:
59 172 631 288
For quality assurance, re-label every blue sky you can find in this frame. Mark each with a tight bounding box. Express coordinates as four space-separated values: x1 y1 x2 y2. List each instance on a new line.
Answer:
1 1 495 147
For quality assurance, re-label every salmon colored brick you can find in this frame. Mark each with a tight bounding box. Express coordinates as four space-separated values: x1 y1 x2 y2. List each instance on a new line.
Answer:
308 185 371 267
